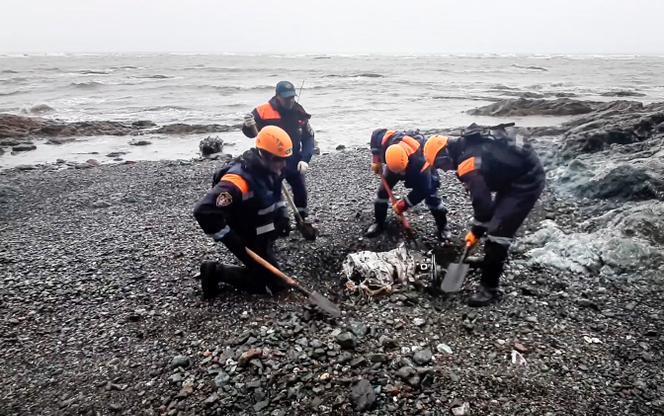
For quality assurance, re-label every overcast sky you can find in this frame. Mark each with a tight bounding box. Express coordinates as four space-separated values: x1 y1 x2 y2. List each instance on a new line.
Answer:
2 0 663 55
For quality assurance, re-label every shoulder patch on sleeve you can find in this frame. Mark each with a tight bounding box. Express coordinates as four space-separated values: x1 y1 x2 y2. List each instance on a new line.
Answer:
215 192 233 207
457 157 479 177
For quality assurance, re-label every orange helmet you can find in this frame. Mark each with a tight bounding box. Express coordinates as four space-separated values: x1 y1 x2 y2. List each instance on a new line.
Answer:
256 126 293 158
422 134 449 171
385 143 410 173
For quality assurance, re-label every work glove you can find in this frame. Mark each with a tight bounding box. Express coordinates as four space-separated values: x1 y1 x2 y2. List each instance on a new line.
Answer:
297 161 309 174
274 216 292 237
393 199 408 215
465 231 479 248
371 162 382 175
243 113 256 128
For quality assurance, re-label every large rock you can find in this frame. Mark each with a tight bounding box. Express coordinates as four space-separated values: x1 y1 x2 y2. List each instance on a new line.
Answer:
199 136 224 156
350 379 376 411
559 101 663 157
520 219 663 274
153 123 237 135
467 98 602 117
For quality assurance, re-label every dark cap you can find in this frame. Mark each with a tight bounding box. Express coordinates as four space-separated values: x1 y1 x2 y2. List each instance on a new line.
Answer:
275 81 297 98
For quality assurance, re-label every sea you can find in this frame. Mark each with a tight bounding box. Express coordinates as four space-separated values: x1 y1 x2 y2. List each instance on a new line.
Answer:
2 53 664 168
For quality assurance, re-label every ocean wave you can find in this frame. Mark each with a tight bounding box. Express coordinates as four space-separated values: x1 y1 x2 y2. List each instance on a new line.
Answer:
512 64 548 72
134 74 172 79
0 90 22 96
70 81 104 89
77 70 110 75
599 89 646 98
183 66 247 73
1 70 19 74
110 65 141 70
324 73 384 78
141 105 191 112
491 84 519 91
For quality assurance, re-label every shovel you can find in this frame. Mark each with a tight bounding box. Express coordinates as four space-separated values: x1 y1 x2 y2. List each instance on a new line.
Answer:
282 187 318 241
381 176 416 240
440 242 472 293
245 248 341 318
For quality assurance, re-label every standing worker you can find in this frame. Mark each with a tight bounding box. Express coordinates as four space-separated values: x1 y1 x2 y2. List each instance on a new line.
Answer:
242 81 316 225
366 128 449 240
422 124 545 306
193 126 294 298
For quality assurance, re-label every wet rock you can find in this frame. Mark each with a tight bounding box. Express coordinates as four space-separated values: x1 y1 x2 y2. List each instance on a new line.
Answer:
106 151 128 158
14 164 36 171
413 349 432 365
132 120 156 128
238 348 263 366
350 379 376 411
468 98 600 117
214 371 230 387
0 138 22 146
29 104 55 114
199 136 224 156
204 393 219 405
169 355 190 369
335 332 356 349
397 366 416 380
436 343 453 355
349 321 368 338
46 137 76 145
253 400 270 412
12 143 36 152
129 139 152 146
153 123 237 135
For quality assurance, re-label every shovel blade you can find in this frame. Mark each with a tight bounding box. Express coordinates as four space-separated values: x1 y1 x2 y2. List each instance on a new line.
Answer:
308 291 341 317
441 263 470 293
297 221 318 241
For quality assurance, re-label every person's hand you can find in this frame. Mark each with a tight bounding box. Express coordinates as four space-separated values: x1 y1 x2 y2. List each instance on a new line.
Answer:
297 161 309 174
465 230 479 248
393 199 408 215
243 113 256 128
275 216 292 237
371 162 382 175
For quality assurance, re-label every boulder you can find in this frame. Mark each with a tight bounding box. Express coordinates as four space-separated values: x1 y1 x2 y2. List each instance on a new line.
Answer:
199 136 224 156
468 98 601 117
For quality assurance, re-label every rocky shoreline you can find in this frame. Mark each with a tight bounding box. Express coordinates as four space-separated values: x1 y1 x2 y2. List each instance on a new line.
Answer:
1 98 663 415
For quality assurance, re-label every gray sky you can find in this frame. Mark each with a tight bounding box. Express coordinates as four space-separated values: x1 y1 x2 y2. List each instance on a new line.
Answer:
2 0 663 54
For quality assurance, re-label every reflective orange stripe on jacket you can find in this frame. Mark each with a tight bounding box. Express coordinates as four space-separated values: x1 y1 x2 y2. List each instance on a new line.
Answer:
457 157 478 177
220 174 250 194
399 136 420 156
256 102 281 121
380 130 396 145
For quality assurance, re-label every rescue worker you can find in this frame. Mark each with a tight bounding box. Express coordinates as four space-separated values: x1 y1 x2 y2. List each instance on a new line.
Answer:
242 80 315 222
366 128 449 239
422 123 545 306
193 126 294 298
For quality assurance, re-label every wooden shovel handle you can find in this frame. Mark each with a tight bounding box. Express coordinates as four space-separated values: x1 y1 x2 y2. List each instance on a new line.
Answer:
380 176 412 231
245 247 298 287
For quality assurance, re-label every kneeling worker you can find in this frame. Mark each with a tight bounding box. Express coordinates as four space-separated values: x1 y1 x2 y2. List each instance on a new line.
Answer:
193 126 294 298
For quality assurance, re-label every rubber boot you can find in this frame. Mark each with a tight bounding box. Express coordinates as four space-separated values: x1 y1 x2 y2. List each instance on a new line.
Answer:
365 222 384 238
468 285 502 307
431 209 450 241
200 261 220 299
